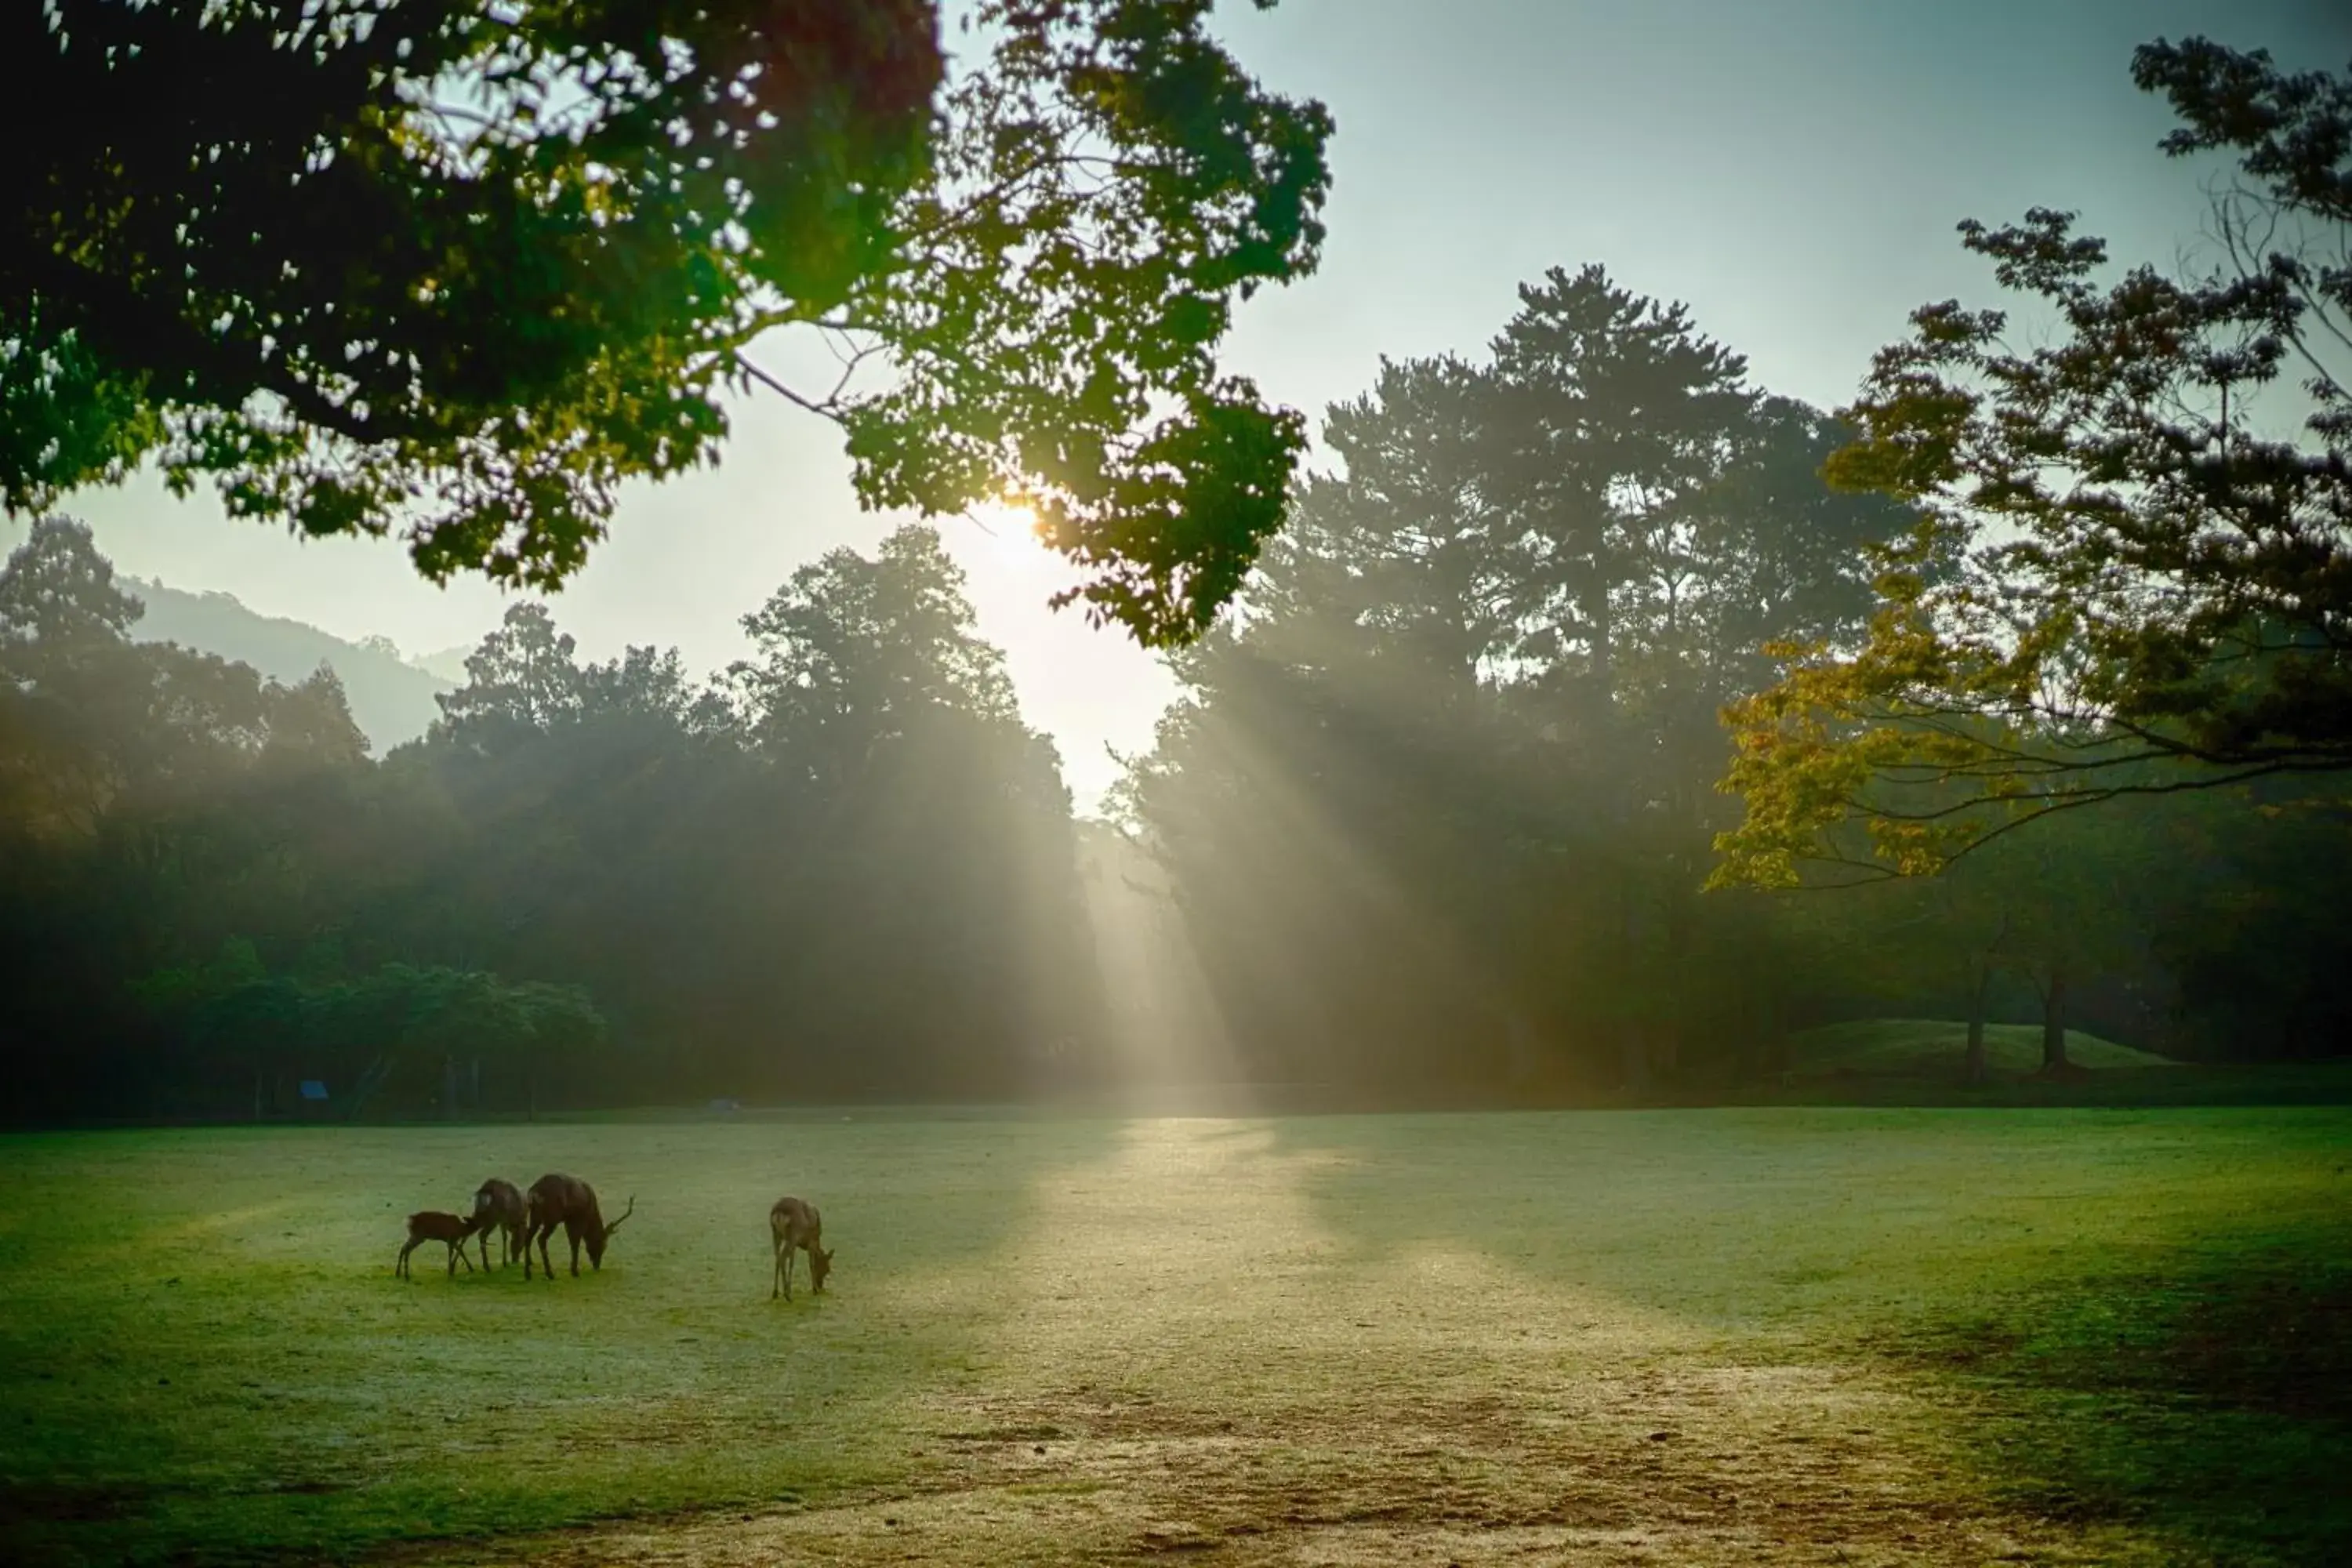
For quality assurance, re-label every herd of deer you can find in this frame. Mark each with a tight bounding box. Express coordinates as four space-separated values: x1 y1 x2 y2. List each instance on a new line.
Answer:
397 1176 835 1300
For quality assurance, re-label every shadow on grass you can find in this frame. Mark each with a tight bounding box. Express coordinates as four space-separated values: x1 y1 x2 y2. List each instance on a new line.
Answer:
1889 1238 2352 1567
0 1115 1122 1567
1250 1106 2352 1566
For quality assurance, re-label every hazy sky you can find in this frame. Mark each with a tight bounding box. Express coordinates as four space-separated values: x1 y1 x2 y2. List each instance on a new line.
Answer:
20 0 2351 808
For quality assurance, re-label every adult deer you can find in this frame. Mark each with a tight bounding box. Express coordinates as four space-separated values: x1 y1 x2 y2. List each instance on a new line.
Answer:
770 1196 833 1301
396 1210 478 1280
470 1178 528 1271
524 1174 633 1279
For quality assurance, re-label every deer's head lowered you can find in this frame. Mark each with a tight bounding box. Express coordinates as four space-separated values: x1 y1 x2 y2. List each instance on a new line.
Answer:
586 1194 633 1269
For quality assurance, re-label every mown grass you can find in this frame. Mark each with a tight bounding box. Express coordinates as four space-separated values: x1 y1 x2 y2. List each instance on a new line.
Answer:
2 1105 2347 1566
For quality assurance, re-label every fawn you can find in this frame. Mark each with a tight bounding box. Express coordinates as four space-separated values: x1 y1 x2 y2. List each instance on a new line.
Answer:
770 1196 833 1301
396 1210 478 1279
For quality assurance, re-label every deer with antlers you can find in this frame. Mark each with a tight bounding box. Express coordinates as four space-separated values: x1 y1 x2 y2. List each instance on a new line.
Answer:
396 1210 479 1280
470 1178 528 1271
770 1196 833 1301
524 1173 633 1279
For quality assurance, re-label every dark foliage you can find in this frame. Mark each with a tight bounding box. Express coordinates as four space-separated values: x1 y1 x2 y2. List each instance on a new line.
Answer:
3 1 1330 645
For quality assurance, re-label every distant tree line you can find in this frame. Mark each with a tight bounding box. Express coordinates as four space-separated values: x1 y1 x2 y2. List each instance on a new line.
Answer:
1112 267 2352 1091
7 309 2348 1124
0 518 1100 1122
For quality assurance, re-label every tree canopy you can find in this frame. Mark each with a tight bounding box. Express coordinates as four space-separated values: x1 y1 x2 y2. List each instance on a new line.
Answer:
4 0 1331 645
1713 37 2352 886
1116 268 1916 1092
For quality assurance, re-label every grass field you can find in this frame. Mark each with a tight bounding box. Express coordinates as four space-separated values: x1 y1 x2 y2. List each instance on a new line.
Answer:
3 1108 2349 1566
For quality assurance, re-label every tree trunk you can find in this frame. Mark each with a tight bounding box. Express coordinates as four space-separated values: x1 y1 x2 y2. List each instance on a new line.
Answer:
1759 987 1791 1079
1504 1014 1537 1089
1586 579 1614 707
1656 883 1689 1084
1621 1021 1649 1096
1963 960 1991 1087
2040 963 2071 1073
1617 860 1647 1096
346 1054 391 1123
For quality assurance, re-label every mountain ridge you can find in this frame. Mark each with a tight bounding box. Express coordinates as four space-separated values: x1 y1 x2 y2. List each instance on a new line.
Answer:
125 577 463 755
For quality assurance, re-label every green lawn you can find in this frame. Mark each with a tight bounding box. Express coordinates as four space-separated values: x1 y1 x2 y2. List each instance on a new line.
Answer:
3 1107 2348 1566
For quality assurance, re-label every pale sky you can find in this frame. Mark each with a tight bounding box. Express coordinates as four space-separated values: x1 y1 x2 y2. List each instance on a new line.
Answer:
20 0 2350 809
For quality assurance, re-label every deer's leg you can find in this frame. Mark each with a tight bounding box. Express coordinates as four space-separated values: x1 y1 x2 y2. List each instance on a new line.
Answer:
568 1223 582 1277
780 1243 795 1301
532 1225 554 1280
397 1239 415 1279
456 1239 475 1275
476 1228 492 1272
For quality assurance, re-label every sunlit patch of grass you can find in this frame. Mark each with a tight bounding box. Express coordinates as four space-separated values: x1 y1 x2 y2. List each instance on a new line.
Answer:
2 1108 2348 1566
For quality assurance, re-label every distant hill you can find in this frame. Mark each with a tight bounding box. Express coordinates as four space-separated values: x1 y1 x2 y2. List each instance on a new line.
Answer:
125 579 459 755
410 644 474 684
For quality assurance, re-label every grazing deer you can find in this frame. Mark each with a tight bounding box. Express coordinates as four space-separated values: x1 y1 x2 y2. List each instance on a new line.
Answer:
396 1210 478 1280
470 1178 528 1271
524 1174 633 1279
770 1196 833 1301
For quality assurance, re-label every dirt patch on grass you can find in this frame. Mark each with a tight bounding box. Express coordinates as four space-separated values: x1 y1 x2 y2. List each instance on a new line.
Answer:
414 1364 2122 1566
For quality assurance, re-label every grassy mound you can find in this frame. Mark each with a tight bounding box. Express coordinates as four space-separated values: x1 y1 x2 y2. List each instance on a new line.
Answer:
1790 1016 2176 1077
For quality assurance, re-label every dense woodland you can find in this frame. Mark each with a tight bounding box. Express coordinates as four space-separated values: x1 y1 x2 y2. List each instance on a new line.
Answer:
1115 269 2352 1092
6 263 2348 1122
1 519 1096 1119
